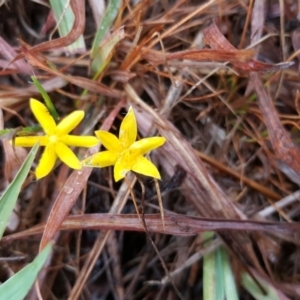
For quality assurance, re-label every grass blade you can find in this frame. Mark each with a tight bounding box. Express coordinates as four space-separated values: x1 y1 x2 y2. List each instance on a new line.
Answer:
220 247 238 300
49 0 86 54
31 76 59 123
0 242 53 300
203 232 217 300
215 247 225 300
91 0 121 59
203 236 238 300
242 272 281 300
0 143 39 239
92 27 124 75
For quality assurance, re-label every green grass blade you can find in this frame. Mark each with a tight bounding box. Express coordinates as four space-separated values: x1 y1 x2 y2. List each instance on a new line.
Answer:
49 0 86 54
203 238 238 300
215 247 225 300
31 76 59 123
91 0 122 59
92 27 124 75
203 232 217 300
220 247 238 300
242 272 280 300
0 128 22 140
0 143 39 239
0 242 53 300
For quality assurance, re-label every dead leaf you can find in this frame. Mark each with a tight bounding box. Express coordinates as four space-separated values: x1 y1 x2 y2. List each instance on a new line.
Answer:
203 21 294 72
143 48 255 65
18 42 123 98
0 36 32 74
253 73 300 173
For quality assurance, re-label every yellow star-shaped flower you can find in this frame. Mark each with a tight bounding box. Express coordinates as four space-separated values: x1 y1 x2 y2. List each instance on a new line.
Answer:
81 106 165 182
14 99 99 179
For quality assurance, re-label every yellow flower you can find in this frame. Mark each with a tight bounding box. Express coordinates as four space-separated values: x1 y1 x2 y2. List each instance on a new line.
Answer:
14 98 99 179
81 106 165 182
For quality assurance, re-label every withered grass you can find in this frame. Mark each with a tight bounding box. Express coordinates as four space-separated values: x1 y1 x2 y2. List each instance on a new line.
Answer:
1 0 300 299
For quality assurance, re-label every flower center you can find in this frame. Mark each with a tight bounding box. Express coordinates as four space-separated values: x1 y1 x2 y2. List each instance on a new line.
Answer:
49 135 59 144
120 148 139 169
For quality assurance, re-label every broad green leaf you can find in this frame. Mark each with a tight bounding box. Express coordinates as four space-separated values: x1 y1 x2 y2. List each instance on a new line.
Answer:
0 143 39 239
0 242 53 300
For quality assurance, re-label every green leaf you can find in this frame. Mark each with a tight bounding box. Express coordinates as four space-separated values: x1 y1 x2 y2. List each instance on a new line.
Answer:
31 76 59 123
0 242 53 300
0 143 39 239
0 127 23 140
92 27 124 75
91 0 122 59
203 232 217 300
16 125 42 136
203 237 238 300
220 247 238 300
215 247 225 300
242 272 280 300
49 0 86 54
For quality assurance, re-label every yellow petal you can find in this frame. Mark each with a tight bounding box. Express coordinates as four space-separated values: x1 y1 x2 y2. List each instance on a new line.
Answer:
114 157 130 182
95 131 122 152
130 137 165 155
60 135 99 147
119 106 137 148
35 143 57 179
55 111 84 135
81 151 119 168
131 156 161 179
30 99 56 135
55 142 81 169
14 136 49 147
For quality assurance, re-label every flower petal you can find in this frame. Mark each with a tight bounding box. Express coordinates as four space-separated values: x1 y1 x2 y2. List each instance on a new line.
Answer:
119 106 137 148
55 142 81 169
114 157 130 182
131 156 161 179
30 99 56 135
55 111 84 135
130 137 165 155
35 143 57 179
14 136 49 147
81 151 119 168
60 135 99 147
95 131 122 152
